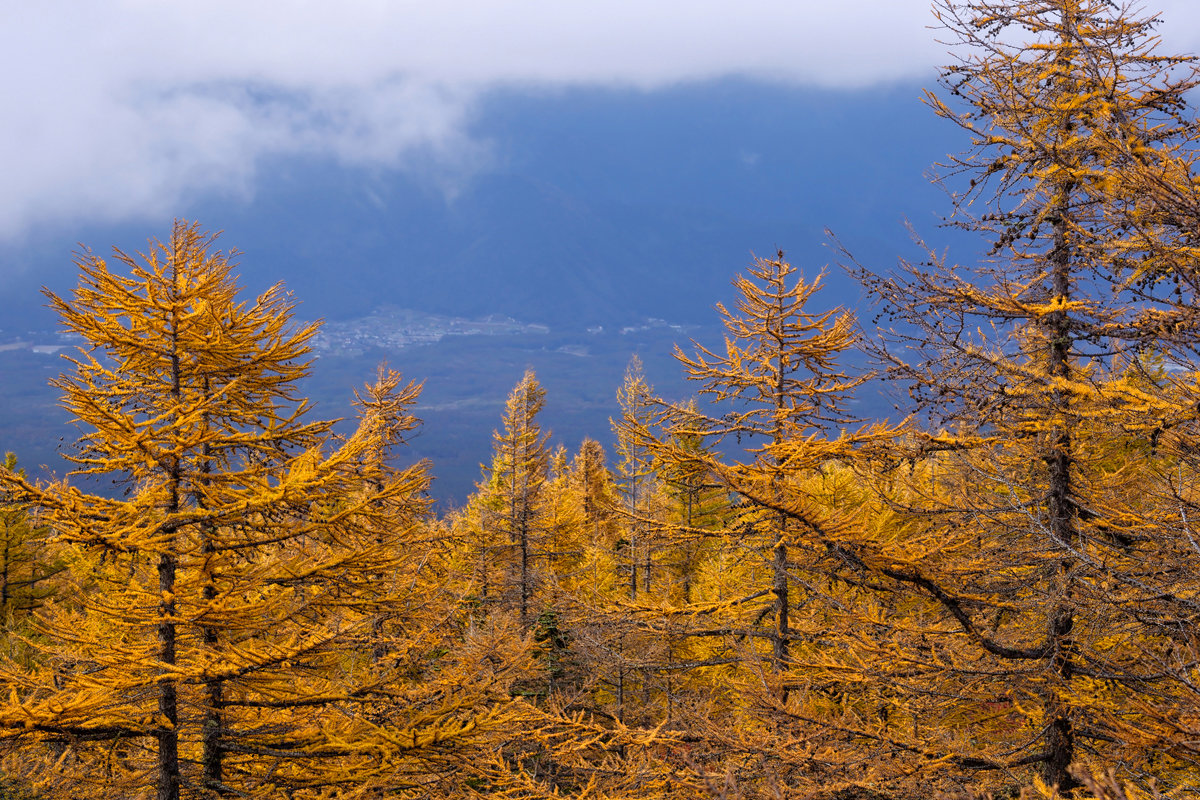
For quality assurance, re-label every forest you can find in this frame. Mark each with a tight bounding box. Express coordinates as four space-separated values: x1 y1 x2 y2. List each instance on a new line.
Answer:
3 0 1200 798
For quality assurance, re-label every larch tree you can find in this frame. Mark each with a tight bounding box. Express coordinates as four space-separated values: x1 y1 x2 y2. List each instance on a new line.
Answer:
472 368 551 628
648 400 733 610
840 0 1200 791
569 439 619 552
0 454 63 631
605 253 899 798
612 356 660 601
542 445 587 592
0 222 520 800
635 252 868 678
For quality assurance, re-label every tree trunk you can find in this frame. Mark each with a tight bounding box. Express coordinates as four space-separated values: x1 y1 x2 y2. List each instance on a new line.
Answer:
772 347 790 689
1041 183 1079 792
772 513 789 682
157 545 179 800
198 428 223 793
158 276 181 800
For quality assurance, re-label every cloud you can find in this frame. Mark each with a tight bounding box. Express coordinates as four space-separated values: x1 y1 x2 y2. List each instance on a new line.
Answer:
2 0 1199 241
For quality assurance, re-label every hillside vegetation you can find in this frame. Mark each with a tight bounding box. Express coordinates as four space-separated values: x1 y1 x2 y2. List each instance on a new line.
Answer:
3 1 1200 798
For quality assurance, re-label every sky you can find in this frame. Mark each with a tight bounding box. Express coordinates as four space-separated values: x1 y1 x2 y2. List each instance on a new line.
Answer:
4 0 1199 247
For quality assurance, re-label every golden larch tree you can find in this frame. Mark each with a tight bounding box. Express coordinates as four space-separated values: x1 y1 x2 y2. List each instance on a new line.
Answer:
842 0 1200 791
635 252 868 678
0 454 64 632
0 222 458 800
469 368 552 628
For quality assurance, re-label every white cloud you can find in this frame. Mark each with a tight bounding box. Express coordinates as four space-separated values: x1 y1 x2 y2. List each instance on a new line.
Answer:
2 0 1199 240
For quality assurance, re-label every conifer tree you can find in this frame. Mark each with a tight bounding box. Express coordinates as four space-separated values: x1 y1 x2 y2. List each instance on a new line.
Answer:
0 454 62 630
839 0 1200 791
599 253 896 797
0 222 517 800
634 253 868 679
474 368 551 627
612 356 659 600
542 445 587 590
568 440 615 547
649 402 731 607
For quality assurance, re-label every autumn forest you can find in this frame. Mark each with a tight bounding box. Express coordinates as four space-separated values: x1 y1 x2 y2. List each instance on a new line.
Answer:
5 1 1200 798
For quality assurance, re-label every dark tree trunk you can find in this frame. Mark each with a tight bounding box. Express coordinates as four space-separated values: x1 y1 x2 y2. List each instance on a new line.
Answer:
158 270 181 800
157 544 179 800
1041 189 1079 793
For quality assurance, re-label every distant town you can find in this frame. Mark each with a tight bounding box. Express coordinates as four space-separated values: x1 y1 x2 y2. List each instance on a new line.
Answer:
310 306 551 356
0 308 698 360
308 307 697 356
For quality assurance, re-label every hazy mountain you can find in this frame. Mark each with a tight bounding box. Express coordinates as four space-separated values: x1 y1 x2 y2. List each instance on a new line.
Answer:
0 79 981 502
2 79 970 325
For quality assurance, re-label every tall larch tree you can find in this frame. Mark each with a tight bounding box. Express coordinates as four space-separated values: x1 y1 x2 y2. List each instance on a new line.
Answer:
0 222 534 800
840 0 1200 791
570 438 620 559
602 253 902 797
635 253 868 680
472 368 551 628
612 356 661 601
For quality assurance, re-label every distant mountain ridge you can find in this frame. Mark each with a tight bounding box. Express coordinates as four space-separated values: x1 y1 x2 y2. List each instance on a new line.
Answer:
0 78 974 333
0 78 982 501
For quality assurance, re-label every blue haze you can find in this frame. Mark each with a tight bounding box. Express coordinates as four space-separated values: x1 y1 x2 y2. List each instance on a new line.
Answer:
0 79 981 502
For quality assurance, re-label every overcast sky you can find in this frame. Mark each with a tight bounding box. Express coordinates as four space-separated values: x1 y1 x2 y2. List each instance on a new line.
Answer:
3 1 1200 241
